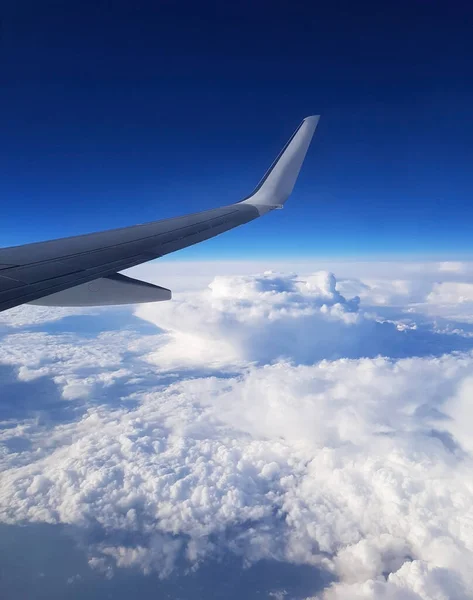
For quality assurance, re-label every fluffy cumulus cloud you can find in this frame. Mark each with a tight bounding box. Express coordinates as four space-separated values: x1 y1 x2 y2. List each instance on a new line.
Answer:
1 262 473 599
135 270 363 368
134 269 473 369
0 303 93 329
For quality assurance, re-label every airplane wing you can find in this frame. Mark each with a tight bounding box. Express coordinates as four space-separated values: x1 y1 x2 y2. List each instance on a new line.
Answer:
0 116 319 312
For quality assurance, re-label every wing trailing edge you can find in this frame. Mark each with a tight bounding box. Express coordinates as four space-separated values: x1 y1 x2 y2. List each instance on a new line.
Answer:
28 273 171 307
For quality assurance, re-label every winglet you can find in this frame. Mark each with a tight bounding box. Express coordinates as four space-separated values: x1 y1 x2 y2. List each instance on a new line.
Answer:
241 115 319 211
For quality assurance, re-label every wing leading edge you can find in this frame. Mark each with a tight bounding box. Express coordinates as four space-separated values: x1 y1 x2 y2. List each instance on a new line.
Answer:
0 116 319 311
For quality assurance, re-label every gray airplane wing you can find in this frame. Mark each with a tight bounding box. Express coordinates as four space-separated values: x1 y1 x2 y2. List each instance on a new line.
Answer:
0 116 319 312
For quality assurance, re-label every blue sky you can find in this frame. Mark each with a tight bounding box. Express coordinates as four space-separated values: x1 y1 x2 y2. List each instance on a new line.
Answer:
2 1 473 257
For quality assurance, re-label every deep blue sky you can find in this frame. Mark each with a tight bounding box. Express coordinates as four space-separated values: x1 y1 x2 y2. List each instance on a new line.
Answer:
2 0 473 258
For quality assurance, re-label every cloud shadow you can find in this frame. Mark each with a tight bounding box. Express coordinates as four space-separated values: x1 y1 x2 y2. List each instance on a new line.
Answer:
0 522 334 600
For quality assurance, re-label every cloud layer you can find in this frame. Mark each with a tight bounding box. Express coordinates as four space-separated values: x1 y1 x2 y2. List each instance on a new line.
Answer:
2 264 473 599
136 269 473 368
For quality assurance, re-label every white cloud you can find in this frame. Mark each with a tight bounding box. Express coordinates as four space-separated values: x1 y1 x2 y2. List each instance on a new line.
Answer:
437 261 467 274
135 270 363 368
0 330 163 400
1 264 473 599
428 282 473 304
135 270 473 369
1 352 473 597
318 559 470 599
0 304 96 328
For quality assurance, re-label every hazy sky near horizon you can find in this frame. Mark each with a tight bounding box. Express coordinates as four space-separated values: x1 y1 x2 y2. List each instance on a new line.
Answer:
2 1 473 257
